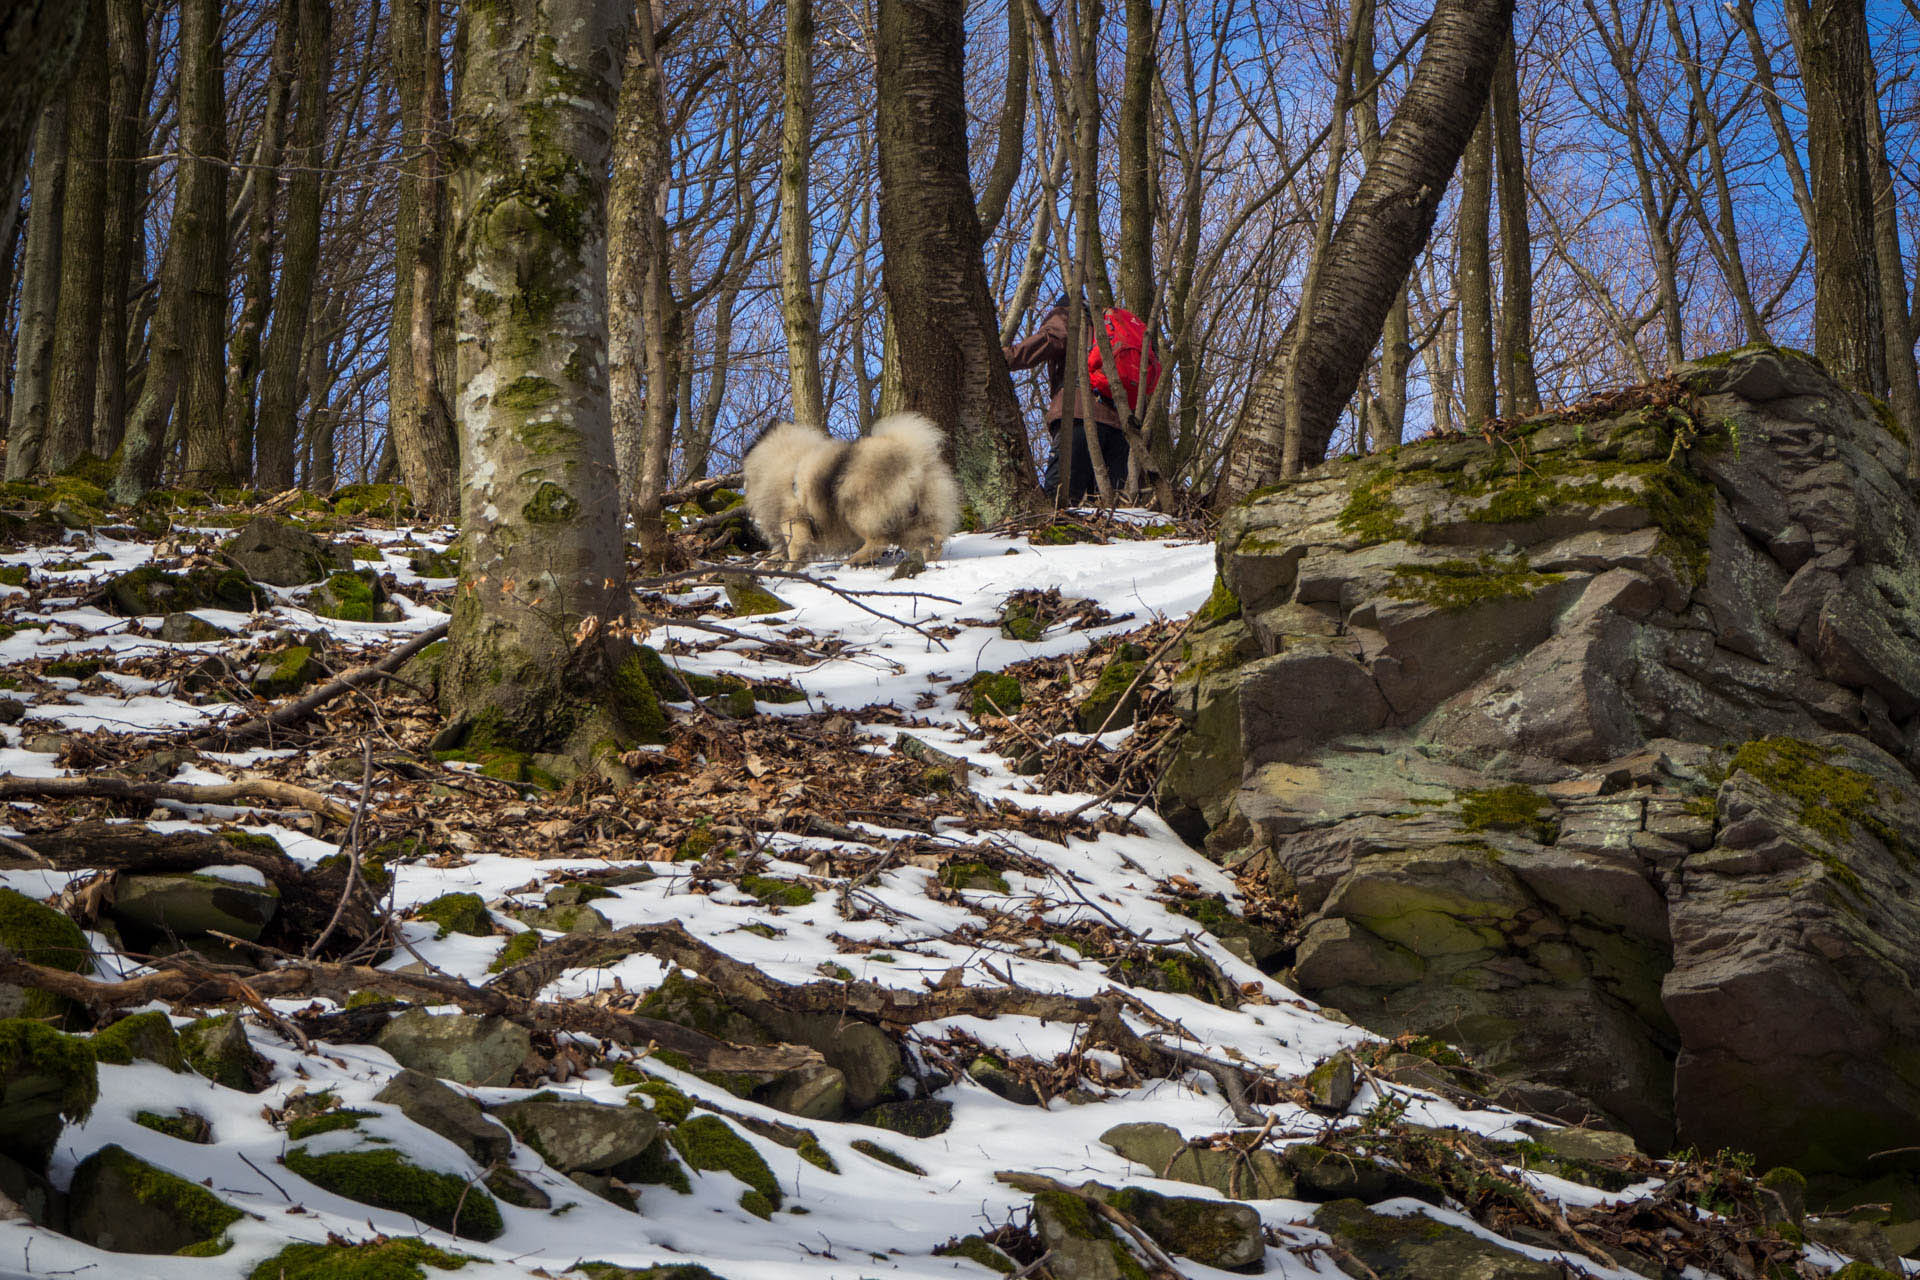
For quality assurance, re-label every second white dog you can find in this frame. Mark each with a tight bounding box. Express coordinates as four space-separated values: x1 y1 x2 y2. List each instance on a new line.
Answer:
743 412 961 567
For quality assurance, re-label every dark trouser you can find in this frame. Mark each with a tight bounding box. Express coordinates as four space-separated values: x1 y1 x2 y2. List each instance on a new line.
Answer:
1043 419 1130 504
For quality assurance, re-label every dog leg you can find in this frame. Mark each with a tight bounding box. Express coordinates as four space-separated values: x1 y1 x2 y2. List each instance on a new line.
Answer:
784 521 814 569
846 538 889 566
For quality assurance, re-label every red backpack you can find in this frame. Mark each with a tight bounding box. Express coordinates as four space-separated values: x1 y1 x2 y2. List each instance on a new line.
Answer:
1087 307 1162 413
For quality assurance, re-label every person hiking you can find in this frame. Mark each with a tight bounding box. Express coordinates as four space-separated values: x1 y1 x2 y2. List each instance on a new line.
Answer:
1004 294 1136 504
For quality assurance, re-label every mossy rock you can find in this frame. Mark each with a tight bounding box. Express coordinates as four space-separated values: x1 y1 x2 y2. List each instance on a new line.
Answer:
1313 1199 1562 1278
408 547 460 577
1193 575 1241 628
0 1019 97 1166
331 483 416 517
488 929 543 973
0 566 28 587
251 644 324 697
723 574 792 616
1105 1185 1263 1269
1078 657 1145 733
68 1143 242 1254
859 1098 952 1139
668 1114 782 1211
569 1264 729 1280
416 892 493 939
1457 784 1557 843
0 888 90 1024
247 1239 470 1280
286 1108 373 1141
135 1108 212 1142
939 860 1010 893
284 1144 503 1240
111 873 281 944
103 565 268 616
308 569 387 622
852 1138 926 1174
1000 599 1046 641
1032 1188 1149 1279
90 1011 186 1071
968 672 1024 717
178 1015 273 1092
739 875 815 908
933 1235 1015 1273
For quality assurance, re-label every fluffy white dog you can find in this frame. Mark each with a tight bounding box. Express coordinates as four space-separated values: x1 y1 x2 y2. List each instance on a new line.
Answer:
743 412 961 566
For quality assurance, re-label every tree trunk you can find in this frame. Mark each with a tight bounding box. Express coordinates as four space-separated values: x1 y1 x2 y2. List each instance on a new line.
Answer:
1220 0 1514 501
1354 0 1406 448
1117 0 1155 319
5 103 67 481
177 0 231 488
91 0 147 459
1458 109 1495 426
1491 35 1536 416
976 0 1028 239
223 0 295 484
45 0 108 474
387 0 458 515
0 3 90 257
255 0 329 492
778 0 825 427
1784 0 1884 395
1863 54 1920 479
876 0 1040 523
110 233 184 503
0 171 24 429
441 0 654 762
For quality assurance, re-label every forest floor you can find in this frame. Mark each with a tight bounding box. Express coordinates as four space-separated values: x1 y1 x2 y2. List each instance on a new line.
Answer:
0 494 1872 1280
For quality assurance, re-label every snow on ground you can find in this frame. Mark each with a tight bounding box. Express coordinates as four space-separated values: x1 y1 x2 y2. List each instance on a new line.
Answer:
0 513 1785 1279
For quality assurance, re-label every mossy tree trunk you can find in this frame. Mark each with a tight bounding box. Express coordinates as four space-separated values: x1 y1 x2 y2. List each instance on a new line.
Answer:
176 0 231 489
609 0 671 525
255 0 329 493
45 0 108 475
441 0 658 764
4 102 66 481
875 0 1041 523
91 0 147 460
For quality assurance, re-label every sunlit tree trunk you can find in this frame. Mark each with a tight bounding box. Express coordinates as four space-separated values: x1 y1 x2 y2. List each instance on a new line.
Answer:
441 0 657 763
255 0 329 492
1864 55 1920 479
1491 36 1536 416
876 0 1040 522
91 0 145 459
1458 110 1495 425
977 1 1028 240
177 0 230 488
1355 0 1407 447
6 104 67 481
778 0 825 427
45 0 108 474
1117 0 1155 320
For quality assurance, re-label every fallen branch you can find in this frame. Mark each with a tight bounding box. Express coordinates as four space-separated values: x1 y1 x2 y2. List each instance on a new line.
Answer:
190 621 450 748
660 472 744 508
0 774 353 825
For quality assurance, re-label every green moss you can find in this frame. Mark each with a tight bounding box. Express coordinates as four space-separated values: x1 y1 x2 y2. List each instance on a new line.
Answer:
349 544 383 562
737 1188 775 1218
417 892 493 939
934 1236 1014 1273
1388 555 1566 613
723 575 790 616
90 1011 185 1070
1457 785 1555 842
611 648 670 744
939 861 1010 893
44 657 103 680
247 1239 469 1280
1730 738 1904 857
669 1115 781 1210
740 875 815 908
285 1108 373 1141
1337 470 1415 543
284 1145 503 1240
617 1136 693 1193
796 1135 838 1173
1194 575 1241 627
0 1019 97 1124
330 484 416 517
313 571 379 622
1831 1266 1901 1280
625 1076 693 1126
479 929 539 978
860 1098 953 1138
569 1264 725 1280
521 480 582 526
0 566 28 587
1105 1185 1252 1264
80 1144 240 1243
1079 656 1145 732
1032 520 1098 545
850 1138 925 1174
1000 599 1045 641
0 890 89 1023
135 1108 211 1142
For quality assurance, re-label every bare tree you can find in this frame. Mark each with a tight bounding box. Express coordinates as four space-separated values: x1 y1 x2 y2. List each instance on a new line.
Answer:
45 0 109 473
5 104 66 481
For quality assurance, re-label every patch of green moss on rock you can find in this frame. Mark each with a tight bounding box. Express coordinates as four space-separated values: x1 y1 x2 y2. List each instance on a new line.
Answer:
90 1011 186 1070
859 1098 952 1138
625 1075 694 1126
1388 555 1566 613
939 861 1010 893
851 1137 925 1174
1194 575 1241 627
0 888 90 1023
1079 657 1145 732
967 671 1024 717
1730 737 1906 857
611 647 670 743
247 1239 469 1280
417 892 493 939
740 875 815 908
488 929 543 973
284 1144 503 1240
723 575 791 616
71 1143 242 1253
178 1015 271 1092
135 1108 211 1142
1458 785 1556 843
285 1108 374 1141
522 480 582 526
105 565 268 616
934 1235 1014 1272
669 1114 781 1210
0 1018 98 1162
312 570 380 622
253 645 323 697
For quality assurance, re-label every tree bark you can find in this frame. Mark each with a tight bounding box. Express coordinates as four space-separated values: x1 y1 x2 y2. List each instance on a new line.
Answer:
223 0 295 484
5 103 65 481
1355 0 1407 448
875 0 1040 524
442 0 654 760
0 3 90 257
1458 109 1495 425
1491 35 1536 416
91 0 147 459
976 0 1029 240
1863 55 1920 479
1117 0 1155 319
386 0 459 516
1784 0 1884 395
176 0 231 488
45 0 108 474
1220 0 1514 501
255 0 329 492
778 0 825 427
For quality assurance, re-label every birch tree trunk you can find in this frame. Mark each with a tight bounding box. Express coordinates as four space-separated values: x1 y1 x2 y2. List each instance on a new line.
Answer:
255 0 330 492
1784 0 1885 395
1220 0 1513 500
441 0 659 763
778 0 825 427
875 0 1040 523
45 0 108 474
6 104 67 481
177 0 231 488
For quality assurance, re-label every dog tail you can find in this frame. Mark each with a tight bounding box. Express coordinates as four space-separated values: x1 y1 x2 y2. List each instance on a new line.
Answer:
868 411 945 463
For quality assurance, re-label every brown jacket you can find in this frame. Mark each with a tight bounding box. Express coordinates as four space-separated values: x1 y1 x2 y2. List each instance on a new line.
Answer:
1003 304 1121 430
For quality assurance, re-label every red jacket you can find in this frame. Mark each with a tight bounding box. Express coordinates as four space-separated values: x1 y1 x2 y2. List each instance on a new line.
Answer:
1003 304 1121 430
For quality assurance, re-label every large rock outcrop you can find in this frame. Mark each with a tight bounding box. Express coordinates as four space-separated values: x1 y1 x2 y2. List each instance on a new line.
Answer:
1162 347 1920 1173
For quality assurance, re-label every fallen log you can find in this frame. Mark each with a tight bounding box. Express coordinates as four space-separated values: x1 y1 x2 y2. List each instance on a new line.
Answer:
0 775 353 825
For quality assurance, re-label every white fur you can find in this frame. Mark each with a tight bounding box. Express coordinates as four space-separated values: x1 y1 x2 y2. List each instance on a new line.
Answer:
742 412 961 567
